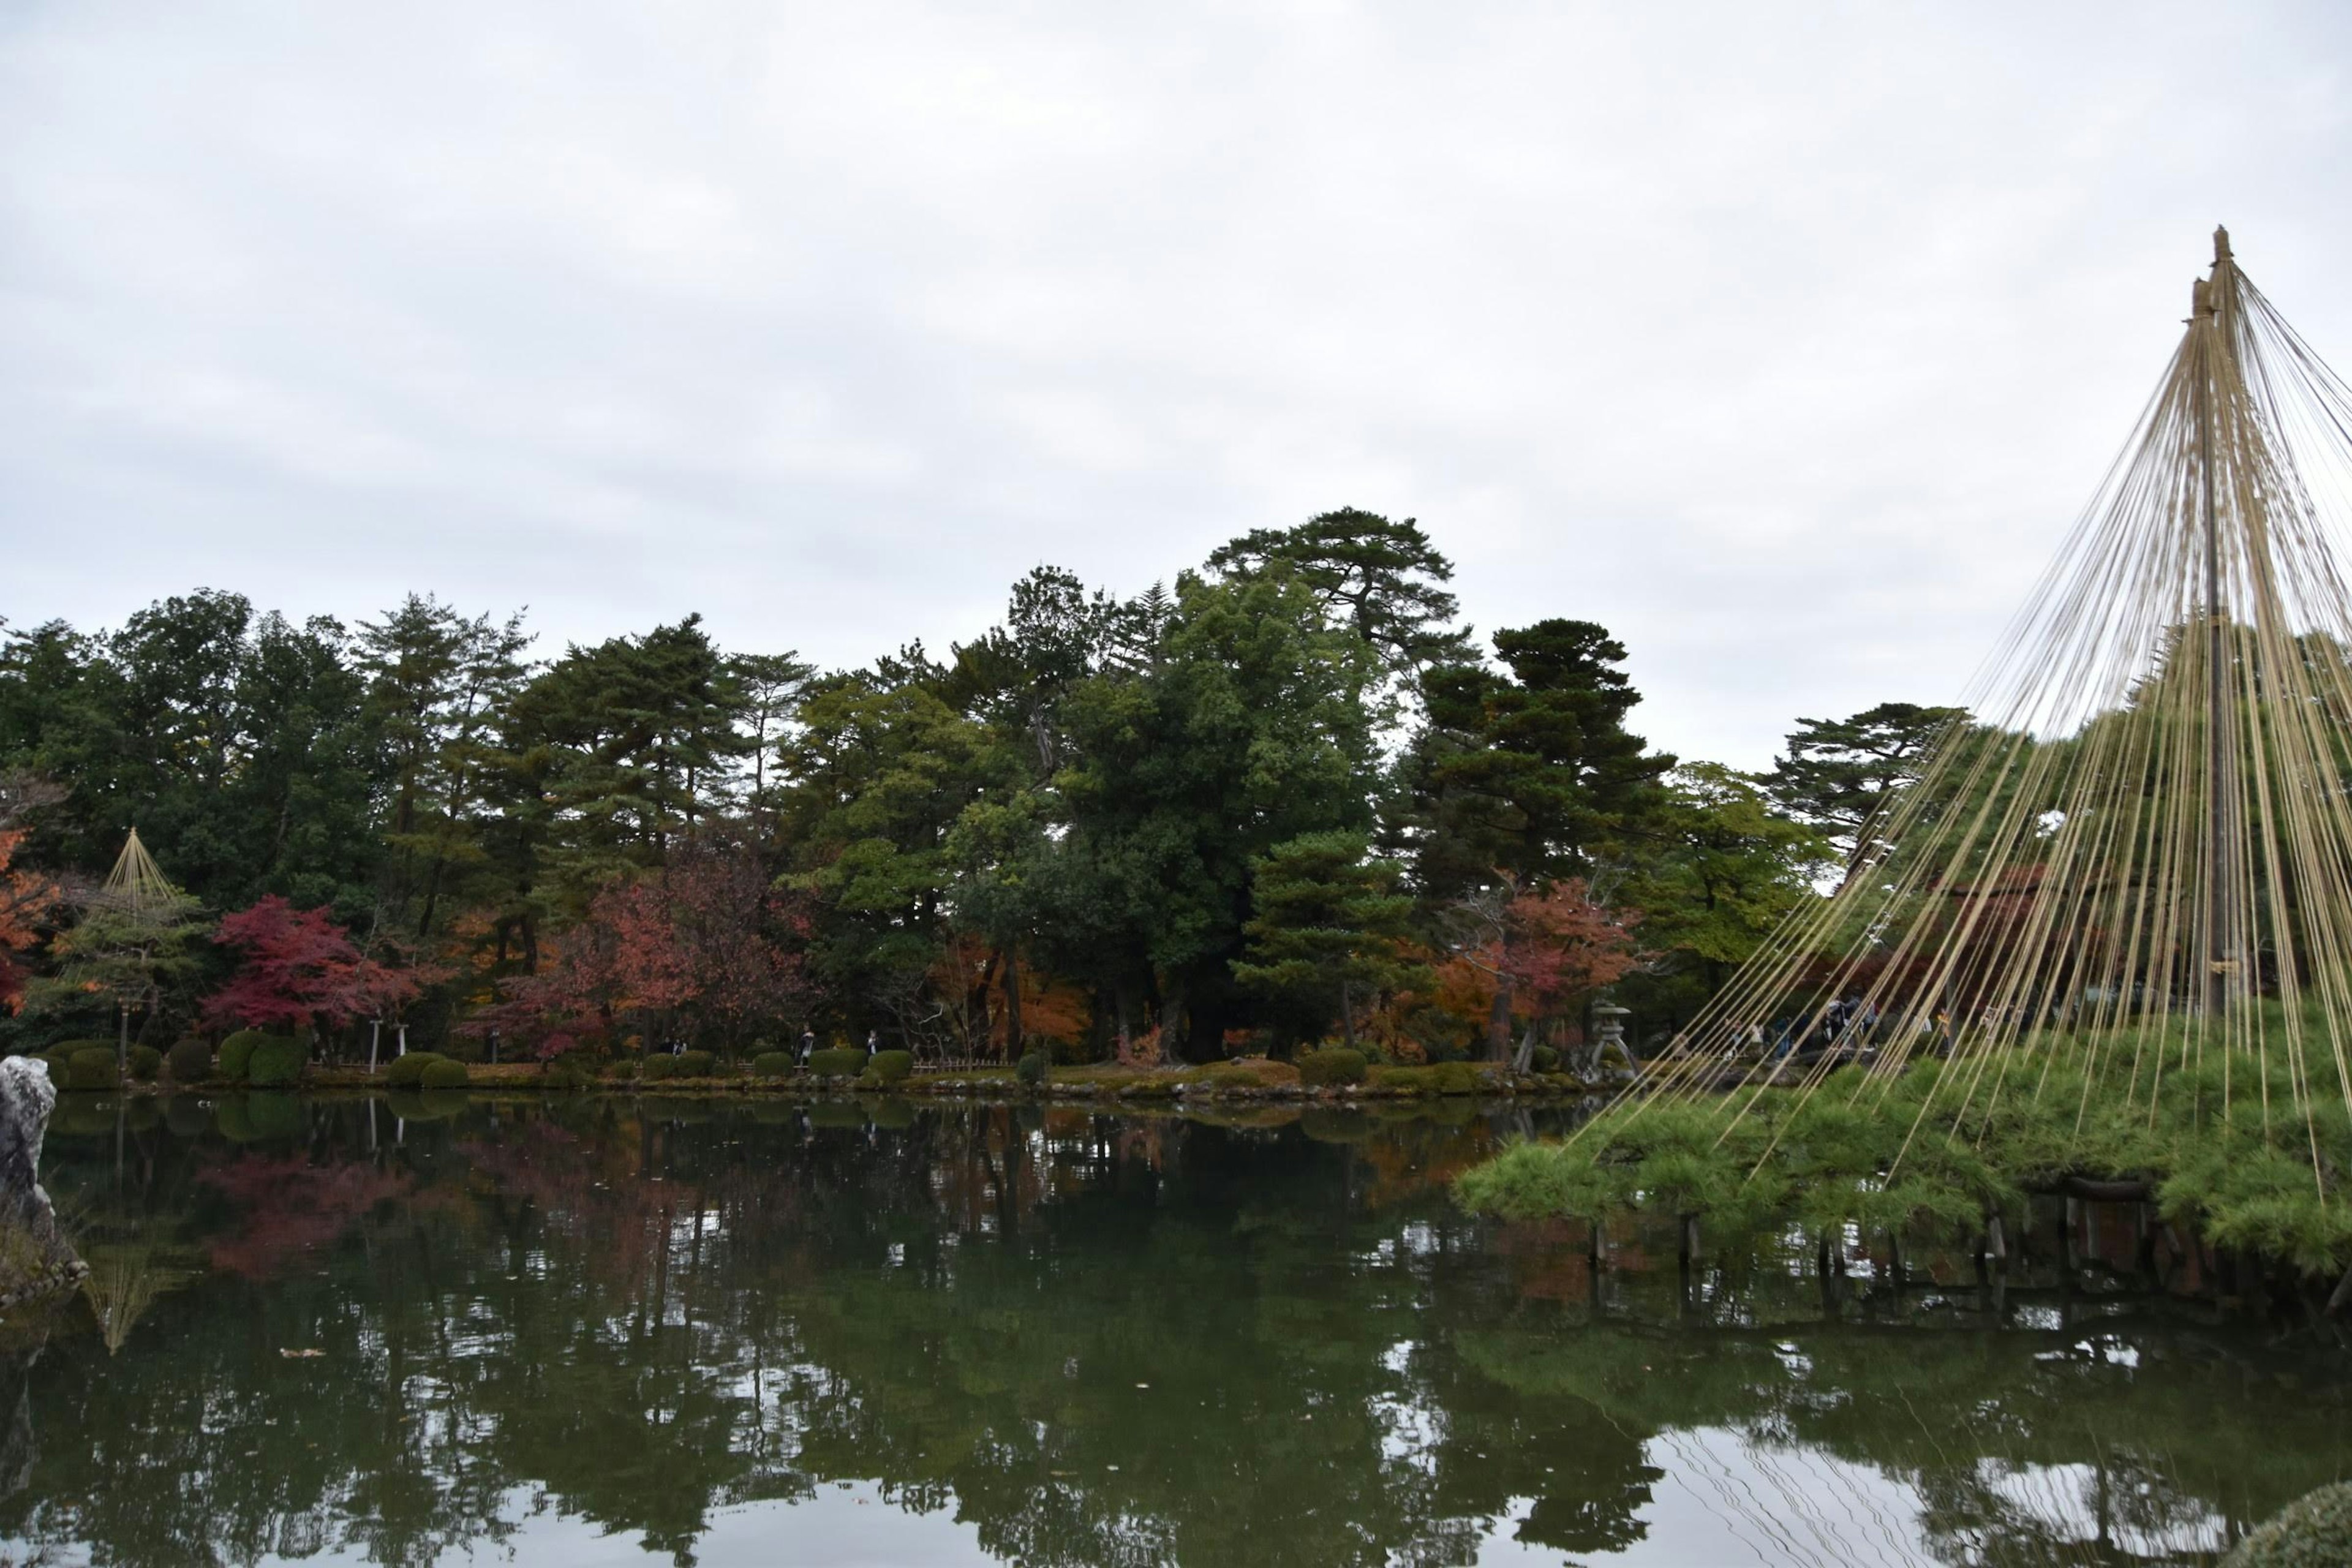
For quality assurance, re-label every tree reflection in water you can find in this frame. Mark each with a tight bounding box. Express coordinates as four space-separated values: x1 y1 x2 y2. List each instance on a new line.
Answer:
0 1095 2343 1567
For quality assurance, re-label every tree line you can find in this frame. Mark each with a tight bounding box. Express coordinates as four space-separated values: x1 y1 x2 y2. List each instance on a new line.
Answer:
0 509 1958 1066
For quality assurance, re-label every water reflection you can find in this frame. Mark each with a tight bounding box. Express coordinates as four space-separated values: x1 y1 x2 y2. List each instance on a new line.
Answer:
1 1095 2344 1566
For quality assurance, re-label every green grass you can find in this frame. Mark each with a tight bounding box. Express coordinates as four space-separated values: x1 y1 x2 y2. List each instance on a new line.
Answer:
1456 1023 2352 1277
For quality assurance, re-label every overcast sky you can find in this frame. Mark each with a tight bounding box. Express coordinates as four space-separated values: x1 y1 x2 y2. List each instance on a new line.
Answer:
5 2 2349 767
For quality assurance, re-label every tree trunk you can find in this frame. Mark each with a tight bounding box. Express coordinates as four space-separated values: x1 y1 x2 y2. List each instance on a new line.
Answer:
1003 948 1023 1060
1487 974 1514 1062
1338 979 1356 1051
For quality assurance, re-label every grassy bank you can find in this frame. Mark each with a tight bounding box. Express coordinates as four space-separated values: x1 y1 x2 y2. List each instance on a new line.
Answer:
1456 1029 2352 1281
69 1054 1605 1102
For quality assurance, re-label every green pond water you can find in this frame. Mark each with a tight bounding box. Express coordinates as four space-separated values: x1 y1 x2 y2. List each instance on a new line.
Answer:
5 1093 2350 1567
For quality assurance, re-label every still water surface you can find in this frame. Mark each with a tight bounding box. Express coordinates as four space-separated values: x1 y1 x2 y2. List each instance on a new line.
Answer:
5 1093 2349 1567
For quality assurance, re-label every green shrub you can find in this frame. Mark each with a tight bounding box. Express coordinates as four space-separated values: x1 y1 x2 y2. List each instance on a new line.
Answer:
165 1038 212 1083
1529 1044 1562 1074
1369 1061 1488 1096
752 1050 795 1077
1016 1049 1049 1088
219 1030 271 1084
419 1058 470 1090
247 1037 307 1088
673 1049 717 1078
809 1047 865 1078
1296 1047 1367 1088
1183 1058 1303 1091
859 1049 913 1087
541 1057 594 1091
66 1047 119 1091
641 1054 679 1082
2228 1482 2352 1567
127 1044 164 1081
383 1051 446 1090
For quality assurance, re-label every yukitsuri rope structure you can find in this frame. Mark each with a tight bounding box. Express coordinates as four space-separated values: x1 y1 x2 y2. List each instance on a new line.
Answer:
1616 231 2352 1186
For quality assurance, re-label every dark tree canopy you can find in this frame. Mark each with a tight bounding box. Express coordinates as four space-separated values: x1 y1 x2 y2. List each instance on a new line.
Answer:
1764 701 1967 873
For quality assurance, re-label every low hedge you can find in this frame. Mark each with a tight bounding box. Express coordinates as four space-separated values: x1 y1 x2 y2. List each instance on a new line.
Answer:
1368 1061 1489 1096
752 1050 795 1077
67 1047 119 1091
809 1047 866 1078
641 1055 680 1082
418 1058 470 1090
247 1038 307 1088
1296 1047 1367 1087
219 1030 274 1084
673 1049 717 1078
165 1038 212 1082
542 1057 595 1090
383 1051 447 1090
2228 1481 2352 1567
127 1044 164 1081
859 1049 913 1087
1184 1058 1302 1091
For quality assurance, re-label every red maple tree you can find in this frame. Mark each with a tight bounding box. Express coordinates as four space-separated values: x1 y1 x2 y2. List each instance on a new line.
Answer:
203 896 434 1033
0 827 59 1014
467 843 809 1055
1499 879 1645 1016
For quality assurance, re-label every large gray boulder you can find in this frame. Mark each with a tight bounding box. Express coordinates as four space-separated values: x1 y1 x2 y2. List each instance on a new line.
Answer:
0 1058 82 1311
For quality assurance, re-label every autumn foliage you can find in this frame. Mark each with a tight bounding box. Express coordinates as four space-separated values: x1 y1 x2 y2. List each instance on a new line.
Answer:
469 845 808 1055
203 895 434 1034
0 828 59 1013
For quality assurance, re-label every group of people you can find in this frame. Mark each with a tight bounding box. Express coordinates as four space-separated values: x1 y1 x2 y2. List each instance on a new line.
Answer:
1735 998 1958 1061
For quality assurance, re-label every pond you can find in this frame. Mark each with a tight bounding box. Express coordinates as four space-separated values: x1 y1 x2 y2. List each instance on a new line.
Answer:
5 1093 2348 1567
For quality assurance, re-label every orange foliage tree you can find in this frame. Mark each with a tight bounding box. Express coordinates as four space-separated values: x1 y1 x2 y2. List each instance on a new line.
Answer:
0 824 58 1013
1449 876 1645 1066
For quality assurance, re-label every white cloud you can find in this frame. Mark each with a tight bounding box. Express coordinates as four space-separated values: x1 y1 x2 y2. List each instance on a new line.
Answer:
4 0 2350 764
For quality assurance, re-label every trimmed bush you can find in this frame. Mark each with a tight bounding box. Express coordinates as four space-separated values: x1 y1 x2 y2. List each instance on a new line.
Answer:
2228 1481 2352 1567
1183 1058 1303 1091
641 1055 680 1082
247 1037 307 1088
165 1038 212 1083
127 1044 163 1081
1015 1049 1049 1088
859 1049 913 1088
383 1050 447 1090
1296 1047 1367 1088
1529 1044 1562 1074
809 1047 865 1078
219 1030 271 1084
752 1050 795 1077
542 1057 595 1091
419 1058 470 1090
1368 1061 1488 1096
673 1049 717 1078
66 1047 119 1091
